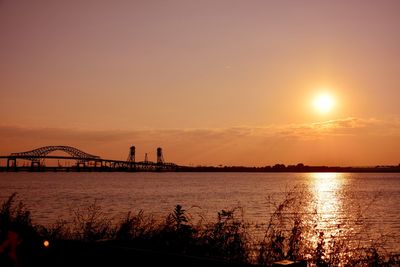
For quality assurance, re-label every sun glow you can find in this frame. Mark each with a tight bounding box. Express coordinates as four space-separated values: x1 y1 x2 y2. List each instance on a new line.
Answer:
313 93 335 114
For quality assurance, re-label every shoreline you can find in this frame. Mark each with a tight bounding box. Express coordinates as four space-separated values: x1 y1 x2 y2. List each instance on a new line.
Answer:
1 166 400 173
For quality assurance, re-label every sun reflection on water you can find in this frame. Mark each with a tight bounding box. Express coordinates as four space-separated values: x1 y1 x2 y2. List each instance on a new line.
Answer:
310 172 345 232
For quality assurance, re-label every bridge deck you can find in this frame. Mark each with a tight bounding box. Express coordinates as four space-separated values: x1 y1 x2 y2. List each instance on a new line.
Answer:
0 155 178 169
0 145 179 170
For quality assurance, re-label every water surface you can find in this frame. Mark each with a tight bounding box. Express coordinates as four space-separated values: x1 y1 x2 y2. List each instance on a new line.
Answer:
1 172 399 251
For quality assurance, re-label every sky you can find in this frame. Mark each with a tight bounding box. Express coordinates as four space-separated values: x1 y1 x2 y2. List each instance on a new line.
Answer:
0 0 399 166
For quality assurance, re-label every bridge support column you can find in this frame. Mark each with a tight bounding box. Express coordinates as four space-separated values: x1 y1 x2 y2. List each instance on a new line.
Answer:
31 161 40 169
7 158 16 170
77 162 86 168
129 162 136 171
94 161 103 169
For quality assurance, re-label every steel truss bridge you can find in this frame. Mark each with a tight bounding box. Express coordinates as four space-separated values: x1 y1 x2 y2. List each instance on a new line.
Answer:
0 145 178 171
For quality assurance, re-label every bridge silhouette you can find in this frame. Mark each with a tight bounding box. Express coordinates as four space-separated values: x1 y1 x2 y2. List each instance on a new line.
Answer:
0 145 178 171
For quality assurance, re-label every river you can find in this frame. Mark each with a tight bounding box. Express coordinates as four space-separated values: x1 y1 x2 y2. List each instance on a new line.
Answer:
1 172 399 252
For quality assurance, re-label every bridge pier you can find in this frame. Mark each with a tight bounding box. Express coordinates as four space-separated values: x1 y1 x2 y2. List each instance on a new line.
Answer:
94 160 105 169
77 162 86 168
31 161 40 169
129 162 136 171
7 157 16 170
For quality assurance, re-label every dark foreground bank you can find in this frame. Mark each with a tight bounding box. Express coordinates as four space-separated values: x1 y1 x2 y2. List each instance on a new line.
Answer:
23 239 264 267
1 193 399 266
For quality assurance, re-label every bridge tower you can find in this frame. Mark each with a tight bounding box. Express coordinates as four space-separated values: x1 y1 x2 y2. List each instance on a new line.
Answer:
127 146 135 163
157 147 164 165
127 145 136 170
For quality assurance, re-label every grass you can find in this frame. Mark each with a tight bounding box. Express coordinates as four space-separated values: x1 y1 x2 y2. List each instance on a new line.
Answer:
0 191 399 266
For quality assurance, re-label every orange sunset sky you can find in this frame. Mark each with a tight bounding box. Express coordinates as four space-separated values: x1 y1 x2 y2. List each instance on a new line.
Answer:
1 0 399 166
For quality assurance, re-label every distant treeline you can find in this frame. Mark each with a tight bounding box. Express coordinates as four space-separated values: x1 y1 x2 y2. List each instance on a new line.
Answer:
179 163 400 173
1 163 400 173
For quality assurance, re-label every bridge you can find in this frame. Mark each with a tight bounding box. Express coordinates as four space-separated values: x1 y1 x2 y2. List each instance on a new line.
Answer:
0 145 179 171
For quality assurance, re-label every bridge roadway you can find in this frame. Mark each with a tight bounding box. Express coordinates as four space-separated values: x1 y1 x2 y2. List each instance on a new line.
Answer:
0 146 179 171
0 155 178 171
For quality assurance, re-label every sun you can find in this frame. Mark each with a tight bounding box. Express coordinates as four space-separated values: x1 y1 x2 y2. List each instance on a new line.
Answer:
313 93 335 114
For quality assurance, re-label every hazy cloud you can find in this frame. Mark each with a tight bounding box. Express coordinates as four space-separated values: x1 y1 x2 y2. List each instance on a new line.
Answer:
1 117 399 166
1 116 399 145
